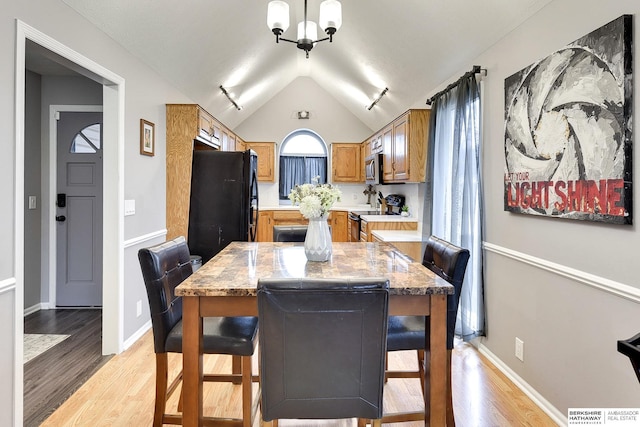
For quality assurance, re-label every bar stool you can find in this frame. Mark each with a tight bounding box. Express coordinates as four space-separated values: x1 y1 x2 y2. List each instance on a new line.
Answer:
273 225 308 242
138 236 259 427
384 235 470 426
258 278 390 427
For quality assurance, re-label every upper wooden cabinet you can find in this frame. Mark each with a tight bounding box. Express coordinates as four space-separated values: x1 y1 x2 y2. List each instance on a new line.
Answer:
331 143 363 183
380 109 430 183
244 142 275 182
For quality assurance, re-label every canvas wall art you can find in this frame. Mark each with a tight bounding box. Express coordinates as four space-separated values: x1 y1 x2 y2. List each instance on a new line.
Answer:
504 15 632 224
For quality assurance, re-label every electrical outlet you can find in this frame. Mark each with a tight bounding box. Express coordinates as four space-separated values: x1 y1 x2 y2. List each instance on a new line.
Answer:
136 300 142 317
515 337 524 362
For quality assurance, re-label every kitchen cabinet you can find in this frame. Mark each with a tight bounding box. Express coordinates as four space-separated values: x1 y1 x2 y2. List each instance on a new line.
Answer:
221 126 236 151
257 209 348 242
329 210 348 242
371 234 422 261
244 142 275 182
359 218 418 242
382 109 429 183
166 104 215 240
331 143 363 183
256 210 273 242
236 136 246 151
166 104 246 240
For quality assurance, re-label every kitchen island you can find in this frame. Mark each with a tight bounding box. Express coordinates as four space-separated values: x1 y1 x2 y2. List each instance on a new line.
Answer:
176 241 453 426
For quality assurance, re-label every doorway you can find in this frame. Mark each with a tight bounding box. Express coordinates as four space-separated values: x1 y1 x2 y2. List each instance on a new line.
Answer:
16 19 125 424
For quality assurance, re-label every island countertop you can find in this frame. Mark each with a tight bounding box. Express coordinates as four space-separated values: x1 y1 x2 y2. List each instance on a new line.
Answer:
176 241 453 297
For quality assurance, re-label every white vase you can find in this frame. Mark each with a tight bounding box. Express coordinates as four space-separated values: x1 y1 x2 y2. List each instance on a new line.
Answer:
304 215 332 262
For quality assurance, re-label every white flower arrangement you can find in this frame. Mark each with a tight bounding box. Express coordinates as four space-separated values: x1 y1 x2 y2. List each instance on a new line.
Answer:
288 178 342 219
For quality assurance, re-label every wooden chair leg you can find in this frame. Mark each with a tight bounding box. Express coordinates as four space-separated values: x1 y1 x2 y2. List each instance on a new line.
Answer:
242 355 253 427
417 349 426 392
154 353 169 427
446 349 455 426
357 418 367 427
233 354 242 384
384 352 389 383
372 419 382 427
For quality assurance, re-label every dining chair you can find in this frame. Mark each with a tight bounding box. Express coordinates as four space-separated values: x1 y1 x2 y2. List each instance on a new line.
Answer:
257 277 390 427
272 225 308 242
618 332 640 384
384 235 470 426
138 236 259 427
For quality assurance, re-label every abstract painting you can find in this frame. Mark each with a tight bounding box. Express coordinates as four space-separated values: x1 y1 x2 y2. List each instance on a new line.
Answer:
504 15 632 224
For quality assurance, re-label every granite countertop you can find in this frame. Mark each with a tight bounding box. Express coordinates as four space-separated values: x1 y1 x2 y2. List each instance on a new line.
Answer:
360 214 418 223
372 230 423 242
176 241 453 297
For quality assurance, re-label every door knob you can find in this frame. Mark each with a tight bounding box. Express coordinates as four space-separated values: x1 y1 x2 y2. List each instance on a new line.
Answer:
56 215 66 222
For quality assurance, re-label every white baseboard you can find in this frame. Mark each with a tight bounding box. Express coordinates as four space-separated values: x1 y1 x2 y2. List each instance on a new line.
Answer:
123 320 152 351
23 303 42 316
478 342 567 426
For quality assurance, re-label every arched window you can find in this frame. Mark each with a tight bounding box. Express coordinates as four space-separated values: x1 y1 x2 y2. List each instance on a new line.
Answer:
279 129 328 200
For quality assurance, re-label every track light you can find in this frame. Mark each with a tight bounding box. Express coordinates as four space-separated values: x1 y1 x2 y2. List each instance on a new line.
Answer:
219 85 242 111
366 87 389 110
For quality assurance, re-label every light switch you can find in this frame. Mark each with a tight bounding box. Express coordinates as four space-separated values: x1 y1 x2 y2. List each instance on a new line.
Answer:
28 196 37 210
124 199 136 216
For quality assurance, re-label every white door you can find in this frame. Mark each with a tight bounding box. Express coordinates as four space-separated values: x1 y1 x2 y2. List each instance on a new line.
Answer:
56 111 103 307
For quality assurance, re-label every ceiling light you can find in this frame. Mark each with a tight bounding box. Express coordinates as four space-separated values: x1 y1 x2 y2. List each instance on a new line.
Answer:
297 110 310 119
219 85 242 111
366 87 389 110
267 0 342 59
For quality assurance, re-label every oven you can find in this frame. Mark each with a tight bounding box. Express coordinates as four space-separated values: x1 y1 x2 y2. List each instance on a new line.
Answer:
348 210 380 242
348 212 360 242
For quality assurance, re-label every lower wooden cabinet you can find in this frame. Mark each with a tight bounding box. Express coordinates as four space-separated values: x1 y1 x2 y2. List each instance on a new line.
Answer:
360 220 418 242
329 211 348 242
256 211 273 242
256 210 348 242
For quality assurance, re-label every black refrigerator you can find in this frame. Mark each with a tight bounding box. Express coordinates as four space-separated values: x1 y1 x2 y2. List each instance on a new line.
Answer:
187 149 259 264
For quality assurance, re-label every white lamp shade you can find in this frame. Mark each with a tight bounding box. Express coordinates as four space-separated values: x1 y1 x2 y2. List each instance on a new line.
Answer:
297 20 318 41
267 1 290 32
319 0 342 31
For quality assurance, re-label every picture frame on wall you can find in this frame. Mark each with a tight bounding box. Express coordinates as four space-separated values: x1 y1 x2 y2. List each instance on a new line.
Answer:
140 119 155 156
503 15 633 225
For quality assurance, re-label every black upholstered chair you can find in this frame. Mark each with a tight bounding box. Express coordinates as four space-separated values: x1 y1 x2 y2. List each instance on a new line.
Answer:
273 225 308 242
618 332 640 384
384 235 470 426
138 236 259 427
257 278 390 427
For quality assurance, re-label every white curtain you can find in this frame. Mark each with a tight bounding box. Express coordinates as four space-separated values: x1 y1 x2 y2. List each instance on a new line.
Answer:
429 73 485 341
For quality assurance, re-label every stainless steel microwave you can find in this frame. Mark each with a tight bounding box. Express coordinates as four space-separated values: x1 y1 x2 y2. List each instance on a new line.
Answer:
365 153 383 185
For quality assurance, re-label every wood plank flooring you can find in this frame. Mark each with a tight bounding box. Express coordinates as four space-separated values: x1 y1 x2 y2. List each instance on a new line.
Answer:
41 330 559 427
24 309 112 427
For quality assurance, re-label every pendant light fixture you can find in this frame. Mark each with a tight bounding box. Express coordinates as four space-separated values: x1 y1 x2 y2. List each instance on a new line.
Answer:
267 0 342 58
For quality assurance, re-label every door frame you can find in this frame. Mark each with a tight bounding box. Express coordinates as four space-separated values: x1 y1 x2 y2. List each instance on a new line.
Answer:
15 20 125 426
49 105 104 308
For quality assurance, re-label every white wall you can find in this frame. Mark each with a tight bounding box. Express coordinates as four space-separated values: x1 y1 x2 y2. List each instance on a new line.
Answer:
2 0 195 423
235 76 423 210
425 0 640 420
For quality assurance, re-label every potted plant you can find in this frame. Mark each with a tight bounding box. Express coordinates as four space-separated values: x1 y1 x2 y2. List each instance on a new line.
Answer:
401 205 410 217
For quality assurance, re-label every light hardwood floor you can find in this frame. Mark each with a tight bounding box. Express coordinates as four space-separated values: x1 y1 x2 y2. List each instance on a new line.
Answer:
41 330 558 426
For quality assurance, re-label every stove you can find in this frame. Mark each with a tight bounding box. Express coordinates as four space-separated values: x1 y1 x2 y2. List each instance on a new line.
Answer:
348 210 386 242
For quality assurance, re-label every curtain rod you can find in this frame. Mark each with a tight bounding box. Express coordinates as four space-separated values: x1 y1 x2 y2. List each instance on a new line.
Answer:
426 65 487 106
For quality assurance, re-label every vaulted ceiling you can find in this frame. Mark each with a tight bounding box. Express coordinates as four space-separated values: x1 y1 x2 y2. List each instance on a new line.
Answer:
57 0 553 130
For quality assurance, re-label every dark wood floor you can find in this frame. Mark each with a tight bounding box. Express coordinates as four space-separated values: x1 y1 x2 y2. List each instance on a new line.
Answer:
23 309 112 427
